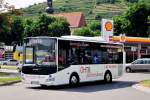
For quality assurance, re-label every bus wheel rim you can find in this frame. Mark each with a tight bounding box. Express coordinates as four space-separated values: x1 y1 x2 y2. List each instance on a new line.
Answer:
71 76 77 84
106 73 110 81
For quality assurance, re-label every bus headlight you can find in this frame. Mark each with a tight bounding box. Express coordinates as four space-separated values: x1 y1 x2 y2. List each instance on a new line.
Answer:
46 75 55 82
49 74 52 78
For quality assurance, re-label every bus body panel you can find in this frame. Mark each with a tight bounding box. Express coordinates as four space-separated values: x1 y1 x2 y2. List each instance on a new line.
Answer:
22 64 123 86
22 36 124 86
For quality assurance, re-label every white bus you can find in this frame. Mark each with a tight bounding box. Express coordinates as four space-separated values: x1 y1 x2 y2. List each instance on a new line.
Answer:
21 36 125 86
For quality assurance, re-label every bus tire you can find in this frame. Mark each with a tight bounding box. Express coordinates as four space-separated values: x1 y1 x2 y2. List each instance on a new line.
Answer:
104 71 112 83
126 67 132 73
69 73 79 86
40 85 48 88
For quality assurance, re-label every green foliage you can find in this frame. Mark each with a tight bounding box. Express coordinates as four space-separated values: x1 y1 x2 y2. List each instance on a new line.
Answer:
148 16 150 36
48 18 70 36
0 13 70 45
0 13 25 44
88 21 101 32
138 0 150 3
0 14 12 44
113 16 131 35
74 20 101 36
96 0 116 4
23 14 70 37
74 27 95 37
114 3 150 37
23 19 34 37
0 76 21 85
10 17 24 43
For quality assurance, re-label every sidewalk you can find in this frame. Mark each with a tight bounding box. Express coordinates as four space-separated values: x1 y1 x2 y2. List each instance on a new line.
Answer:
0 69 18 74
132 84 150 94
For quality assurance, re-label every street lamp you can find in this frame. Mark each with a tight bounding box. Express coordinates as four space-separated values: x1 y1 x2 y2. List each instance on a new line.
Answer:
46 0 54 14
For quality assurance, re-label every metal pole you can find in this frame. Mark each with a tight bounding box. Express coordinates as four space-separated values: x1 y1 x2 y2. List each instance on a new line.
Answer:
133 51 134 61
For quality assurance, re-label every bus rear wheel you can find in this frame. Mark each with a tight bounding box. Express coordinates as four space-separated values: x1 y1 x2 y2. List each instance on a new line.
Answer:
104 71 112 83
69 73 79 86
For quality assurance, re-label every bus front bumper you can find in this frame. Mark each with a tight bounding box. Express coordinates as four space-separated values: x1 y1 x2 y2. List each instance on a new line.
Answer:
21 74 55 86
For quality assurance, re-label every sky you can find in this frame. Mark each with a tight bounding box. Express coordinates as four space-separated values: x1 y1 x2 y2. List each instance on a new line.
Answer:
4 0 47 9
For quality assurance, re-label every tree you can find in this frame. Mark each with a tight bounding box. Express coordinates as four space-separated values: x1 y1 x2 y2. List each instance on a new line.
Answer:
114 3 150 37
10 17 24 44
113 16 132 36
48 18 70 36
73 20 101 37
0 13 24 44
0 14 70 44
74 27 95 37
23 19 34 37
23 14 70 37
125 3 150 37
88 21 101 32
0 13 12 44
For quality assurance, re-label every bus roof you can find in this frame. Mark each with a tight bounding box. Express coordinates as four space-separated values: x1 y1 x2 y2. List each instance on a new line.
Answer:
25 36 122 45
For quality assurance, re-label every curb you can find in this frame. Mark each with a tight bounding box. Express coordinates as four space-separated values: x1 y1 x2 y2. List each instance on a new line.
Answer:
0 81 21 86
0 69 19 73
132 84 150 94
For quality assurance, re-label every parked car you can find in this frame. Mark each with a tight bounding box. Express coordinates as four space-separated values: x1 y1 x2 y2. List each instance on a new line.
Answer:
126 58 150 72
3 59 19 66
0 60 7 65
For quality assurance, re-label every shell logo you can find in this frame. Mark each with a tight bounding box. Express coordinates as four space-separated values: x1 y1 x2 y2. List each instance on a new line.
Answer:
120 34 126 42
105 21 113 31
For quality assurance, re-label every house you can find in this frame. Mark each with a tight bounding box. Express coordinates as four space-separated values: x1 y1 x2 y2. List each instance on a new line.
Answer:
49 12 86 34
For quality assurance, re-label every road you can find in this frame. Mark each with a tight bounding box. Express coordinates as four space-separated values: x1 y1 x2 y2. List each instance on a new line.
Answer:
0 72 150 100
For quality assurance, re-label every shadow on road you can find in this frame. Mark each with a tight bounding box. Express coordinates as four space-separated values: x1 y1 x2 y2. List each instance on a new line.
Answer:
27 80 138 93
129 71 150 74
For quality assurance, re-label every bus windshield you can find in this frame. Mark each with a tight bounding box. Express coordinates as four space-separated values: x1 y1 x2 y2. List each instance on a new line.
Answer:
24 38 57 66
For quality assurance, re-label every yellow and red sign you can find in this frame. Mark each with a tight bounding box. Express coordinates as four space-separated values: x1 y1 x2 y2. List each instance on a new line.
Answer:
101 19 113 42
105 21 113 31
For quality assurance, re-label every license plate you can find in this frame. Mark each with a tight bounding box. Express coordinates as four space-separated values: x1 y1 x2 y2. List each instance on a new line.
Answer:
31 81 39 85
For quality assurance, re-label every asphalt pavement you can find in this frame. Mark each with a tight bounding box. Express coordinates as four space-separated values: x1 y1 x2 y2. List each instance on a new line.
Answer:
0 72 150 100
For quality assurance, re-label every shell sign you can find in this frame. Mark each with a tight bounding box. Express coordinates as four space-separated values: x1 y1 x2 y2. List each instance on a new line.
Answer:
105 21 113 31
120 34 126 42
101 19 113 42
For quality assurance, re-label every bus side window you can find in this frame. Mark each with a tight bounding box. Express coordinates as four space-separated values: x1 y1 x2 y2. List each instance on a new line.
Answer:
58 49 66 65
92 50 100 64
69 48 79 65
84 50 92 64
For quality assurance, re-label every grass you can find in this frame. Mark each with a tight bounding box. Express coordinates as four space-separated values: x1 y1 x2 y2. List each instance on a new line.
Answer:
0 76 21 85
0 65 17 70
140 80 150 88
0 72 10 76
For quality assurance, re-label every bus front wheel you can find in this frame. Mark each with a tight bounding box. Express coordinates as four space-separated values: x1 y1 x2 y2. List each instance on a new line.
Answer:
69 73 79 86
104 71 112 83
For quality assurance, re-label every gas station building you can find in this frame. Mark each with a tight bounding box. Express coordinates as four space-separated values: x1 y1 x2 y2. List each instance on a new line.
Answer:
112 36 150 63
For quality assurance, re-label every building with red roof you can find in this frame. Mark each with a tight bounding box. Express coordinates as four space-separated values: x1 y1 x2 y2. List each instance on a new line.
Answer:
49 12 86 33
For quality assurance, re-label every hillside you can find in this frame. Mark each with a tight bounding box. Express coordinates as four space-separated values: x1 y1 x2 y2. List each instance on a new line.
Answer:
21 0 149 20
